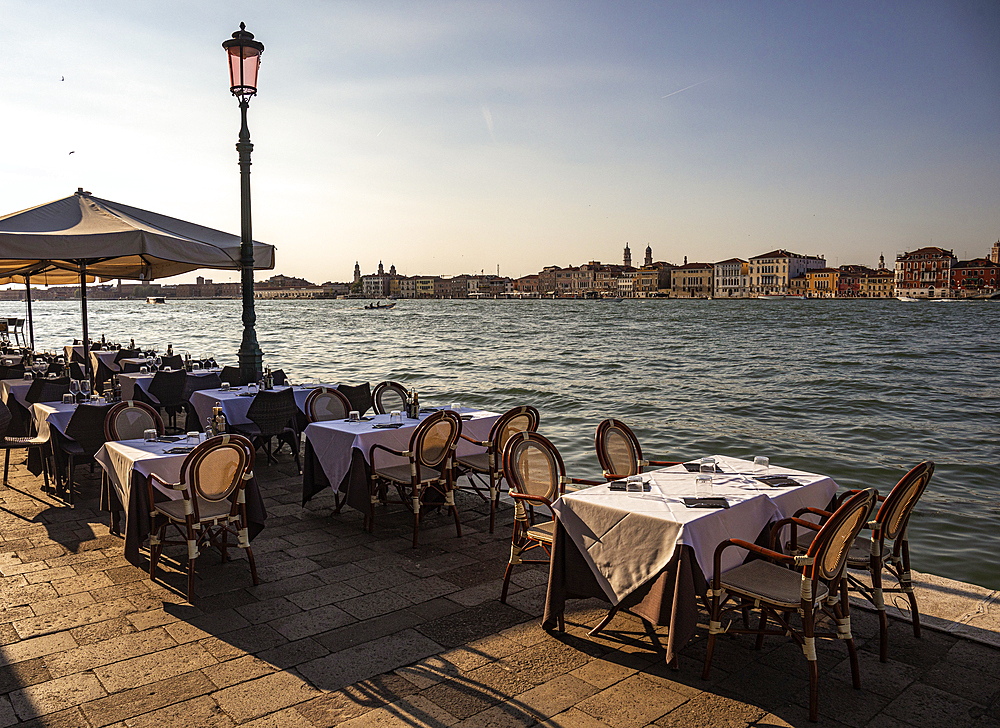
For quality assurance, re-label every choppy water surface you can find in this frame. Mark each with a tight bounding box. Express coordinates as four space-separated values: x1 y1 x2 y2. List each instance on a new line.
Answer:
19 297 1000 589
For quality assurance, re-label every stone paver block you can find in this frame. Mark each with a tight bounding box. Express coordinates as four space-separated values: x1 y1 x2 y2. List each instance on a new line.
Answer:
314 607 421 654
293 692 372 726
285 581 363 610
212 669 322 723
0 631 76 666
80 670 215 727
202 654 276 690
440 634 523 673
538 707 617 728
94 642 217 693
13 598 137 639
655 691 765 727
235 596 302 625
46 628 175 679
338 589 413 620
10 672 107 721
516 673 599 720
240 706 314 727
121 695 234 728
0 657 51 695
256 637 330 669
499 638 592 685
299 629 443 693
269 602 355 641
576 674 688 728
0 696 15 728
883 681 984 728
417 600 530 649
570 657 638 689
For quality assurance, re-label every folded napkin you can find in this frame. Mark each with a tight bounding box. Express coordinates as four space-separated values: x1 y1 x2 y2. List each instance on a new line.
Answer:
155 436 182 443
683 462 724 473
754 475 800 487
372 423 404 429
682 497 730 509
166 446 195 454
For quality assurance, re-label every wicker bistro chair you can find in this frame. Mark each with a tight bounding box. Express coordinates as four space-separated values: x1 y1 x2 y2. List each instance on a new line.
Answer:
785 462 934 663
219 366 244 387
0 363 25 381
0 399 53 489
702 487 878 723
231 388 301 470
147 434 259 602
146 369 188 432
499 431 602 605
369 410 463 548
304 387 351 423
454 405 540 534
159 354 184 371
104 400 164 440
372 381 408 415
594 418 681 481
56 404 110 505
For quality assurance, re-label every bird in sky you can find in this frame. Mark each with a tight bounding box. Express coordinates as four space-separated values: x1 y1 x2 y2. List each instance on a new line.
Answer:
60 76 64 81
68 151 75 155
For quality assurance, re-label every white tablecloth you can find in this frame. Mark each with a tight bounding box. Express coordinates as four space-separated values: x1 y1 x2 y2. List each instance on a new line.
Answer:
0 355 23 366
91 350 121 374
117 368 222 402
304 408 499 492
31 401 113 440
552 455 838 606
190 385 325 427
1 378 33 408
95 437 201 507
64 345 85 362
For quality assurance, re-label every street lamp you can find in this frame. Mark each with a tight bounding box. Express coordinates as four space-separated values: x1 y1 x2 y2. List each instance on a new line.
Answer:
223 22 265 385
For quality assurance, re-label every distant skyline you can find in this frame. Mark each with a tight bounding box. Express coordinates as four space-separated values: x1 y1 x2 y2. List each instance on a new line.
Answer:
2 0 998 286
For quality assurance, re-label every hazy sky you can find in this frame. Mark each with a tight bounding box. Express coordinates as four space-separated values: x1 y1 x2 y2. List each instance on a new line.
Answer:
2 0 998 285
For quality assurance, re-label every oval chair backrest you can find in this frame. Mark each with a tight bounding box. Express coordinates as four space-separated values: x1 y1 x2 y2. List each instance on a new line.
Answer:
877 461 934 542
410 410 462 469
305 387 351 422
182 434 254 520
807 487 878 583
105 401 164 440
490 406 540 457
372 381 408 415
595 418 642 478
502 431 566 503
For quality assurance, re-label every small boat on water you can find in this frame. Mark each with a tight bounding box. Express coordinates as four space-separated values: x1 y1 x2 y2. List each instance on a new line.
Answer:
146 296 166 304
364 300 396 310
896 296 920 302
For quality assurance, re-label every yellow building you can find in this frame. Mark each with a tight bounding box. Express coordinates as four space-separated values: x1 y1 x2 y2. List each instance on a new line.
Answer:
805 268 840 297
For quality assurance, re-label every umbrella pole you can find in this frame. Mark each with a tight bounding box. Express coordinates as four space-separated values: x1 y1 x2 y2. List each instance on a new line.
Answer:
25 277 35 349
79 264 92 386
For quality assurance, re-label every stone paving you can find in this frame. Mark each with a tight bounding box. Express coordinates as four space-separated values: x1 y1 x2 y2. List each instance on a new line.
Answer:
2 445 999 727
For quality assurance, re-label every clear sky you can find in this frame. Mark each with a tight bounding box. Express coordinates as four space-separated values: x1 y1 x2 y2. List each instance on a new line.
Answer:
2 0 998 285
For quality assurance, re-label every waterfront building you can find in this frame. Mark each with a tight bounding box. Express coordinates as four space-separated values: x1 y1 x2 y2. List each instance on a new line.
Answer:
671 262 714 297
860 269 895 298
894 247 956 298
991 240 999 264
713 258 748 298
748 250 826 295
353 262 361 284
515 274 540 295
805 268 840 297
952 258 999 294
644 245 652 267
623 243 632 269
789 275 808 296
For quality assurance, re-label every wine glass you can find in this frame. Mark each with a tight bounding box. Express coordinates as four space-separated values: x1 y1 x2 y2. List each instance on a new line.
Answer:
69 380 80 400
81 380 91 397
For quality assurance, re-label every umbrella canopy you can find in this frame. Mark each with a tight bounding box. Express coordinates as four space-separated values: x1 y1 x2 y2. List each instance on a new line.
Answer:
0 189 277 376
0 189 275 281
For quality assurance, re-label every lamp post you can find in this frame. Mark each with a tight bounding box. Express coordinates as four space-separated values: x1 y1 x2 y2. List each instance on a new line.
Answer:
223 22 265 385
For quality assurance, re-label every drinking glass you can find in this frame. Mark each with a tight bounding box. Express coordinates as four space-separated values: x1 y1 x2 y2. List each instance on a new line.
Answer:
626 475 643 493
186 431 200 446
192 362 201 371
139 366 148 374
450 402 462 412
247 383 258 396
700 456 716 481
81 380 91 396
389 410 402 425
349 410 360 423
154 356 162 370
753 456 769 475
62 393 75 405
143 428 157 442
24 373 33 381
220 381 230 391
695 473 712 498
69 380 80 397
90 393 100 403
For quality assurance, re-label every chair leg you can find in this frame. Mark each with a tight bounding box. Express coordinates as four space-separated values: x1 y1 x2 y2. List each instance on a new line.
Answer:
589 607 618 637
804 608 819 722
838 580 861 689
500 561 514 604
702 586 722 680
186 523 198 602
3 449 9 486
901 540 921 639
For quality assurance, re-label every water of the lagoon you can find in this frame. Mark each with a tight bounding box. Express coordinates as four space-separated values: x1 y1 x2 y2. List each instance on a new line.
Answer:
16 297 1000 590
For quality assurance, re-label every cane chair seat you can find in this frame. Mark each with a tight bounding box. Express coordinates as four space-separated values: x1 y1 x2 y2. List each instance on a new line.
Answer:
455 452 490 473
720 559 831 609
153 496 233 523
524 519 556 544
373 463 445 486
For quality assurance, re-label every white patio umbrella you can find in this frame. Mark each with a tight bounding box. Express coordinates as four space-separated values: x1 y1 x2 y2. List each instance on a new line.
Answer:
0 189 276 378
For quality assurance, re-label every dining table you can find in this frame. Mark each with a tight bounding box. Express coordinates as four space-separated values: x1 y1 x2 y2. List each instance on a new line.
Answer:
301 408 500 516
90 349 122 374
95 436 267 567
189 384 329 428
542 455 839 664
1 377 36 436
117 368 223 402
